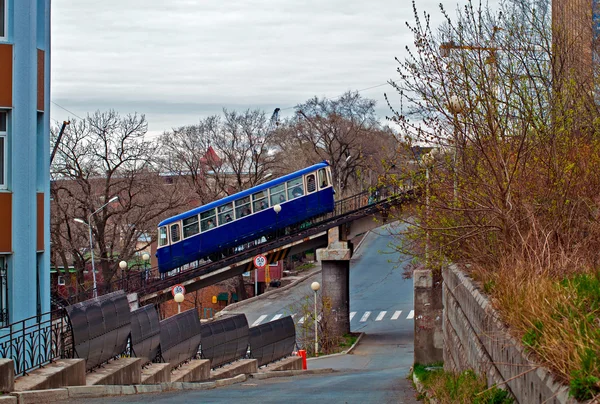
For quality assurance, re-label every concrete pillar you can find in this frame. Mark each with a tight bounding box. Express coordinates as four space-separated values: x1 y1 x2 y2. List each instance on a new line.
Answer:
414 269 443 364
316 227 352 338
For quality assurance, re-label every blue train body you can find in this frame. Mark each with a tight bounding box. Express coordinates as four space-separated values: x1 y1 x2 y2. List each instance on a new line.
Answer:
156 162 335 273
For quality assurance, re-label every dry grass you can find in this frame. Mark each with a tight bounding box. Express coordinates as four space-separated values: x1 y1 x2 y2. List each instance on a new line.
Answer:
473 259 600 399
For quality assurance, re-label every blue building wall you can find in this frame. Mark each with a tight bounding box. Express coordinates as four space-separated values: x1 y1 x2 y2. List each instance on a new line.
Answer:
0 0 51 325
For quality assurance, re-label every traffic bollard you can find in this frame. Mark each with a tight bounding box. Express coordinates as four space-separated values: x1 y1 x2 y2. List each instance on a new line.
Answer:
298 349 307 370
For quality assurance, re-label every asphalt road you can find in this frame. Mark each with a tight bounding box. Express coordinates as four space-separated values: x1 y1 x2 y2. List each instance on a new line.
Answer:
70 223 418 403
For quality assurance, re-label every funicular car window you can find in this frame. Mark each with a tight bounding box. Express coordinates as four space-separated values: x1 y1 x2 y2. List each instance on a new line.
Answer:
200 209 217 231
170 224 181 243
159 226 168 246
318 168 328 188
270 184 286 206
182 215 199 238
253 190 269 212
218 202 234 224
306 174 316 193
287 177 304 200
235 196 252 218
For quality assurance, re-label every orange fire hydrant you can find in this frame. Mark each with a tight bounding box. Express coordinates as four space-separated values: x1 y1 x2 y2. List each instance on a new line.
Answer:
298 349 307 370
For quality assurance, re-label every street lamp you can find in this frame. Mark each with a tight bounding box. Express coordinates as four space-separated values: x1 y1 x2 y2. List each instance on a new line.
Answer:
142 252 150 282
273 203 282 239
338 155 352 193
119 260 128 272
310 281 320 355
74 195 119 298
174 292 184 313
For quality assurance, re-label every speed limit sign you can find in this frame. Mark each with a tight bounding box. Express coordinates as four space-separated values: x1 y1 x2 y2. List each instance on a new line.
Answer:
171 284 186 297
253 254 267 269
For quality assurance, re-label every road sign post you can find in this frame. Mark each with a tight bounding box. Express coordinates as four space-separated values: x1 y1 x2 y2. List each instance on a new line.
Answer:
172 284 186 313
253 254 267 296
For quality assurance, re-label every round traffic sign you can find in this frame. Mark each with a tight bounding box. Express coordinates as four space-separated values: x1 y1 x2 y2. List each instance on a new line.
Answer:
171 284 186 297
253 254 267 269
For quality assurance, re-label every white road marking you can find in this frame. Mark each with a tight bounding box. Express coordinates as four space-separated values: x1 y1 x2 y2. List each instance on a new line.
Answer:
252 315 267 326
375 311 387 321
391 310 402 320
407 310 415 319
349 312 356 321
360 311 371 322
271 314 283 321
298 316 305 324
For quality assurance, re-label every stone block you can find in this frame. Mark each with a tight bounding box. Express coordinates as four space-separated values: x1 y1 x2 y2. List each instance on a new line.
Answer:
134 384 163 394
0 359 14 393
11 388 68 404
141 363 171 384
103 385 123 396
413 270 432 288
86 358 142 386
210 359 257 380
0 397 16 404
14 359 85 392
121 385 136 395
171 359 210 383
259 356 302 372
66 385 107 399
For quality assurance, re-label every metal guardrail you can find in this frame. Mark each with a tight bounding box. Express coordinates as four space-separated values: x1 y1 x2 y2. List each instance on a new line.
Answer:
0 309 74 376
66 291 131 371
61 186 415 305
249 316 295 367
200 314 249 369
158 309 202 368
130 304 160 364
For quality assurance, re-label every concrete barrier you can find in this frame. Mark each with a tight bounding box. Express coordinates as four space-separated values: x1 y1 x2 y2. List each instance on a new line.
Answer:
13 359 85 392
210 359 257 380
86 358 142 386
171 359 211 383
0 359 14 393
141 363 171 385
259 356 302 372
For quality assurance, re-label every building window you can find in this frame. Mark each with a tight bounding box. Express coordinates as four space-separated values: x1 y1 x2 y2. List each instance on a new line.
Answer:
0 111 5 189
0 0 5 40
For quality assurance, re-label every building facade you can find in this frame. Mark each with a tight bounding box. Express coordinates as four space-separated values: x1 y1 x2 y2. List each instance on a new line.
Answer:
0 0 51 325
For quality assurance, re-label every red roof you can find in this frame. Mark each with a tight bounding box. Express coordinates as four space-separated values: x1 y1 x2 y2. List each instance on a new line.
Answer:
200 146 221 165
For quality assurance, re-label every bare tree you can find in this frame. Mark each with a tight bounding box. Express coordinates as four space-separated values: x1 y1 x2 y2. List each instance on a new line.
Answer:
51 110 189 291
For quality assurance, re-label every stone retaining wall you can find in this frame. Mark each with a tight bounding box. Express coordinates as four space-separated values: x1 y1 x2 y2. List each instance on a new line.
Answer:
443 266 579 404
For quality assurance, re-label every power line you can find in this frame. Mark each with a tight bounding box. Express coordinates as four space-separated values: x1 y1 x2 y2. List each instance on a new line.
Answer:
51 100 84 121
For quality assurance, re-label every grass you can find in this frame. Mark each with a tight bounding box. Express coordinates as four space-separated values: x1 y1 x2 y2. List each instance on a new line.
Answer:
475 263 600 401
412 364 513 404
338 333 359 349
295 262 316 272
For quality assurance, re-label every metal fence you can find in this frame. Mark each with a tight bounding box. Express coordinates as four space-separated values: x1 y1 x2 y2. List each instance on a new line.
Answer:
66 290 131 370
0 309 74 376
130 304 160 364
200 314 249 369
158 309 202 368
249 315 295 367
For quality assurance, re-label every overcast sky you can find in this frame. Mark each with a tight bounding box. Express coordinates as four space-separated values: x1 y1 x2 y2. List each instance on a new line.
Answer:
50 0 498 137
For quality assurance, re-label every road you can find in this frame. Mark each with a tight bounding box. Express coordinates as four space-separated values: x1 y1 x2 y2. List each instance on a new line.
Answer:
70 223 417 403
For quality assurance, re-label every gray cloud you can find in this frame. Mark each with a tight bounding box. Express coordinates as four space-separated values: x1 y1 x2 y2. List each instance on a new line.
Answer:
51 0 496 134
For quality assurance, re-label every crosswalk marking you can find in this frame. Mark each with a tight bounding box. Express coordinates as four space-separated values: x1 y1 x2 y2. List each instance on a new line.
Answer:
360 311 371 322
349 312 356 321
391 310 402 320
252 315 267 326
407 310 415 319
271 314 283 322
375 311 387 321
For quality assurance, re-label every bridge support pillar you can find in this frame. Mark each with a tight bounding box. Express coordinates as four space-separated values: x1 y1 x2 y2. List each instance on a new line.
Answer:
317 226 352 339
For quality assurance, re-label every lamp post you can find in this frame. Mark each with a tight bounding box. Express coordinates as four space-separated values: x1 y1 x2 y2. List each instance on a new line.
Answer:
273 203 282 239
174 292 184 313
74 195 119 298
310 281 320 355
337 155 352 194
142 252 150 284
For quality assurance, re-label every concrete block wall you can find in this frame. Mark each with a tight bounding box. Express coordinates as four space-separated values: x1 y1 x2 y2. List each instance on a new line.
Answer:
443 266 580 404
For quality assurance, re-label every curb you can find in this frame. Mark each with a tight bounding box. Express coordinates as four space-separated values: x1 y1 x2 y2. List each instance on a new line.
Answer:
217 266 323 315
250 368 334 380
10 373 249 402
